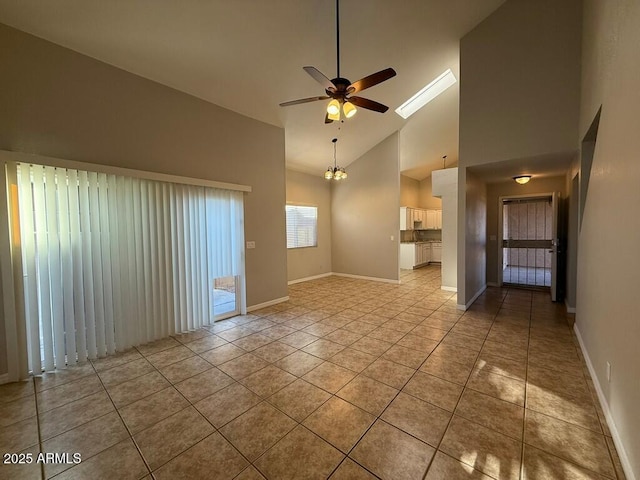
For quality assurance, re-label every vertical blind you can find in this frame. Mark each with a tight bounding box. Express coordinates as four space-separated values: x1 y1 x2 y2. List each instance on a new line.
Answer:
16 163 244 372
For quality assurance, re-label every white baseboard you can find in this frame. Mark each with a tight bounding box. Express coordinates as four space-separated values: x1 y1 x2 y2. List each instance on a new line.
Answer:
0 373 9 385
457 284 487 311
247 296 289 312
441 286 457 292
573 324 636 480
332 272 400 284
287 272 332 285
565 298 576 313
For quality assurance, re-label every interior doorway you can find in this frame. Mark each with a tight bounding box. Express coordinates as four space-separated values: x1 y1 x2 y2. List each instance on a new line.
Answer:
499 193 559 301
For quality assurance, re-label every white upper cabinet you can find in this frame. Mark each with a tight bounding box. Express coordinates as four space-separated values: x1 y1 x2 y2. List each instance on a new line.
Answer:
401 207 441 230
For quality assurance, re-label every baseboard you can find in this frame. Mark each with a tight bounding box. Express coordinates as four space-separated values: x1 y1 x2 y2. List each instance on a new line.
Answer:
247 296 289 312
457 284 487 311
573 324 636 480
287 272 332 285
565 298 576 313
486 282 500 287
440 286 457 292
0 373 9 385
332 272 400 284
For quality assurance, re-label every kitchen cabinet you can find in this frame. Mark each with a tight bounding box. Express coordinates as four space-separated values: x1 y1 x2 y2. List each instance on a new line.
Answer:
400 242 433 269
401 207 442 230
435 210 442 229
431 242 442 262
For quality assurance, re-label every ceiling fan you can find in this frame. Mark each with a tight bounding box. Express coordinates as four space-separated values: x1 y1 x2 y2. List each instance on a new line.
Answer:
279 0 396 123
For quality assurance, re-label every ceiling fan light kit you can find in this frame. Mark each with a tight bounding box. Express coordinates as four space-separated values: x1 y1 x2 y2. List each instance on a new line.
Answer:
280 0 396 123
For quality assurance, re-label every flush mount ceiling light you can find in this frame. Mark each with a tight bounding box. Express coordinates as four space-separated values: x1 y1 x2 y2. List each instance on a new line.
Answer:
395 69 457 119
513 175 532 185
325 138 348 180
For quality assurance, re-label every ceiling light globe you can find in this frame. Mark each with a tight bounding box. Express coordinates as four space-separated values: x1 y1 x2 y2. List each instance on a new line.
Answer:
343 102 357 118
340 169 347 179
513 175 531 185
325 169 333 180
327 99 340 115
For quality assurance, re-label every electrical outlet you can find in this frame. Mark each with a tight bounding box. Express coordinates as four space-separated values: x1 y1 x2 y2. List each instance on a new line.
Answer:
246 241 255 249
606 362 611 382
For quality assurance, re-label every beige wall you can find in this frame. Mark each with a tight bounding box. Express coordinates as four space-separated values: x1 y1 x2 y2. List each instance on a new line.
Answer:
400 174 442 210
575 0 640 476
458 0 582 305
485 176 567 286
331 133 400 281
285 170 332 282
462 170 487 307
0 24 288 375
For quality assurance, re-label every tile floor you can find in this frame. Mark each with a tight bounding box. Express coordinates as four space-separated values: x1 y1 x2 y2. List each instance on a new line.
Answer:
0 265 627 480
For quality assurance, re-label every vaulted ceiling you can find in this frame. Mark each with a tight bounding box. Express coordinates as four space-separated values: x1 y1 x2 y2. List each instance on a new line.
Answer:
0 0 505 179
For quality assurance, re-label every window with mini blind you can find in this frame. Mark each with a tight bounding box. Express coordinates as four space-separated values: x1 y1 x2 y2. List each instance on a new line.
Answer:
286 205 317 249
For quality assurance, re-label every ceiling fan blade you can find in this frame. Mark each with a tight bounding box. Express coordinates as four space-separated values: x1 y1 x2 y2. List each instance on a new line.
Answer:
348 68 397 94
303 66 337 92
324 113 334 124
279 96 329 107
349 96 389 113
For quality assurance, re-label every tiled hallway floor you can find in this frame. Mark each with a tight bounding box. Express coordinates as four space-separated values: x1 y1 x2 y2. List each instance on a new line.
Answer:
0 266 627 479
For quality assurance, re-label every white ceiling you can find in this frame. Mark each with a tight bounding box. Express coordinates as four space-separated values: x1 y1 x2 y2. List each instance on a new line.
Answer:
0 0 505 180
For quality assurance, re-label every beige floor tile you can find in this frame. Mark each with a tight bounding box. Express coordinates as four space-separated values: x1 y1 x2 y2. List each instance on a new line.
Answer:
361 358 414 390
402 371 463 412
302 323 339 337
526 384 601 433
217 326 255 342
118 387 189 434
303 397 375 453
39 391 115 441
217 353 269 380
323 328 364 346
221 402 296 461
240 365 296 397
105 371 170 408
524 410 615 478
136 336 181 356
526 364 592 403
153 432 248 480
0 395 36 428
0 380 35 404
522 444 609 480
396 333 439 353
145 345 194 368
455 389 524 440
268 379 331 422
329 348 377 373
37 374 104 413
279 331 319 349
420 356 473 385
235 466 267 480
440 415 522 480
183 334 228 353
198 342 246 365
233 333 274 351
194 382 261 428
425 451 495 480
367 327 406 343
42 412 129 478
35 363 97 392
381 319 416 334
303 362 356 394
53 438 148 480
0 444 41 480
409 325 448 342
382 344 429 369
302 339 346 360
97 358 154 388
350 336 393 356
381 392 451 447
330 458 378 479
274 351 325 377
474 351 527 381
172 328 212 345
337 375 399 416
350 419 435 480
173 366 234 403
467 368 526 406
260 325 297 340
91 349 142 372
0 416 39 452
134 406 214 470
431 343 480 368
157 355 213 384
252 341 297 362
254 425 344 480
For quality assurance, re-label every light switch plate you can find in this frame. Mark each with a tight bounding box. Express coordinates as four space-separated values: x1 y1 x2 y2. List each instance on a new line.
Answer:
246 241 256 249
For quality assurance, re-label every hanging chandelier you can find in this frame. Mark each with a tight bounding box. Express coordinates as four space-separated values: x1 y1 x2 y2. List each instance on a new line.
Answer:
325 138 348 180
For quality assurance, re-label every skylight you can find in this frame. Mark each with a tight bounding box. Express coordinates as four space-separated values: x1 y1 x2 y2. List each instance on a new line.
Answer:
395 69 457 119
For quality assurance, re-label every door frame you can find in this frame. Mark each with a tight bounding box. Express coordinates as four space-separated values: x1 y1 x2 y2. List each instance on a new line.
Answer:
497 192 559 300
